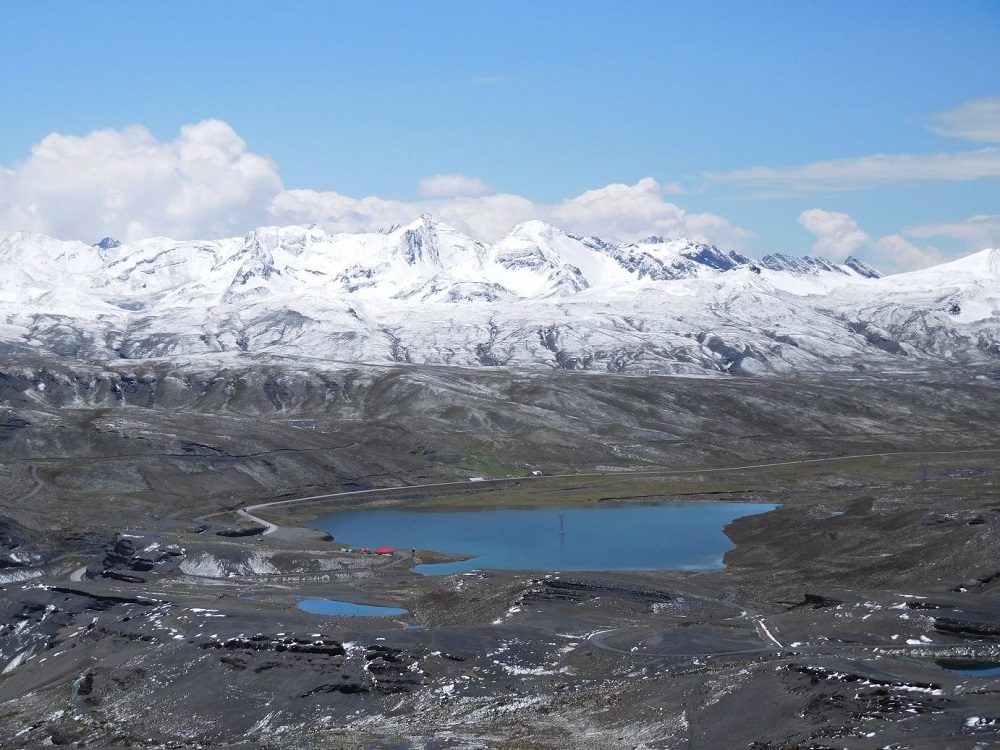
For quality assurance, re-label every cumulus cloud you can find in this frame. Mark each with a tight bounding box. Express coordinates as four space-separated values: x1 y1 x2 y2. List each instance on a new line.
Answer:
417 173 493 198
547 178 741 244
797 209 869 260
0 120 281 242
873 234 944 271
270 189 540 241
706 148 1000 193
927 95 1000 143
905 214 1000 250
0 120 745 247
273 177 748 246
798 208 943 273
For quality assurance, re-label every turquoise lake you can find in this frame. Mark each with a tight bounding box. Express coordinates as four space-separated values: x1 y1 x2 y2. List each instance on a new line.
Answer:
935 659 1000 677
298 599 407 617
311 502 776 575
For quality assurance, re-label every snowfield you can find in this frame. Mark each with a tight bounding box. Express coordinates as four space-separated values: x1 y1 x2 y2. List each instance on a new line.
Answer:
0 216 997 376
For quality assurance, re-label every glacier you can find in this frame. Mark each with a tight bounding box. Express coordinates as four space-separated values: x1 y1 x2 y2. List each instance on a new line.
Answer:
0 215 998 377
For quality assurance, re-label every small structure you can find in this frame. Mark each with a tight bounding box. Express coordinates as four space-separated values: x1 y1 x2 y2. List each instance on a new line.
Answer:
469 476 486 482
374 546 395 555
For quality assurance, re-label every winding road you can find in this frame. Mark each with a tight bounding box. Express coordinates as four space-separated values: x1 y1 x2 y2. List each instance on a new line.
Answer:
216 445 1000 668
236 507 279 535
13 465 44 504
224 445 1000 535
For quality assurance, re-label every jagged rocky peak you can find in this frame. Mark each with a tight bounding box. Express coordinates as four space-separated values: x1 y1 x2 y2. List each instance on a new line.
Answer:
639 235 748 268
389 214 487 270
238 229 280 261
396 216 442 266
678 243 751 272
601 236 750 281
0 218 997 375
844 256 883 279
496 221 563 260
491 220 610 294
758 253 883 278
239 224 321 258
217 226 323 304
94 237 121 250
759 254 840 275
493 221 576 264
398 214 468 241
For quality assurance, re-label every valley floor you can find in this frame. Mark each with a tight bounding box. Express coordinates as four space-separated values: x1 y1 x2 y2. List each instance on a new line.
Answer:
1 366 999 748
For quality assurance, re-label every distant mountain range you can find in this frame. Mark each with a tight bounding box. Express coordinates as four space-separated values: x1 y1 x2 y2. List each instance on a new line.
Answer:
1 216 997 376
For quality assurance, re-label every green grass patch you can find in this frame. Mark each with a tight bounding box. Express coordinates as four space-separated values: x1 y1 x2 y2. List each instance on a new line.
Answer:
261 447 1000 522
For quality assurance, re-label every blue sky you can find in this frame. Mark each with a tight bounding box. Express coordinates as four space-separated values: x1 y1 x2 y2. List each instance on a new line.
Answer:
1 1 998 271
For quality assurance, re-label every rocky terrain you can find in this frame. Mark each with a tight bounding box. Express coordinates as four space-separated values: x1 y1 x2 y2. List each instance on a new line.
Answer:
1 221 999 747
0 360 998 748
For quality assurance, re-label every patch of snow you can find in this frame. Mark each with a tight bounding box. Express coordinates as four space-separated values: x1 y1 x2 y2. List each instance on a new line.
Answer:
3 650 29 674
179 551 278 577
0 569 43 585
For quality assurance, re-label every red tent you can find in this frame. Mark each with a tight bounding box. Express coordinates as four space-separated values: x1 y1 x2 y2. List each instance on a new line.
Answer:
374 546 395 555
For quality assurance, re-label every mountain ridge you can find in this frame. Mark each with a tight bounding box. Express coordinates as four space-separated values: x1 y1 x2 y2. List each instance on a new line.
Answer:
0 218 997 377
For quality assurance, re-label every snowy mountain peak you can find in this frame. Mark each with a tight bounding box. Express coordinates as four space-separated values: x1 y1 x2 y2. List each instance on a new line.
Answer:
506 219 563 239
0 219 893 311
933 247 1000 277
94 237 121 250
757 253 880 278
987 248 1000 275
2 220 999 377
844 256 883 279
404 213 464 238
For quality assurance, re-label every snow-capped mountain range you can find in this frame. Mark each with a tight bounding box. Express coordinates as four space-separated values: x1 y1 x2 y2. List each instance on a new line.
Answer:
0 215 997 376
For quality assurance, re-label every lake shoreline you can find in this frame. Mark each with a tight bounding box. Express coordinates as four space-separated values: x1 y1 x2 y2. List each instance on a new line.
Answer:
309 501 778 576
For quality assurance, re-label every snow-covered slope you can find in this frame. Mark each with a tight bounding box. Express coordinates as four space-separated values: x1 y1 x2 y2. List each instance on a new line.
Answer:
0 219 996 376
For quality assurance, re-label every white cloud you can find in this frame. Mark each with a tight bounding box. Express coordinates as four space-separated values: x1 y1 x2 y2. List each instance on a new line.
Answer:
927 95 1000 143
874 234 944 271
547 178 741 245
417 173 493 198
0 120 281 242
269 189 540 241
273 177 747 246
706 148 1000 193
797 209 869 260
905 214 1000 250
704 95 1000 195
0 121 745 247
798 208 943 273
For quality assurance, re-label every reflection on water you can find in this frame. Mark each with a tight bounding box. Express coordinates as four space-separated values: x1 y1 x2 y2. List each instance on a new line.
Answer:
311 502 776 576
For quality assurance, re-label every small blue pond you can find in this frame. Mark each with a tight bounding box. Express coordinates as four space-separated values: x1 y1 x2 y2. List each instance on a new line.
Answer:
298 599 407 617
311 502 776 575
935 659 1000 677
